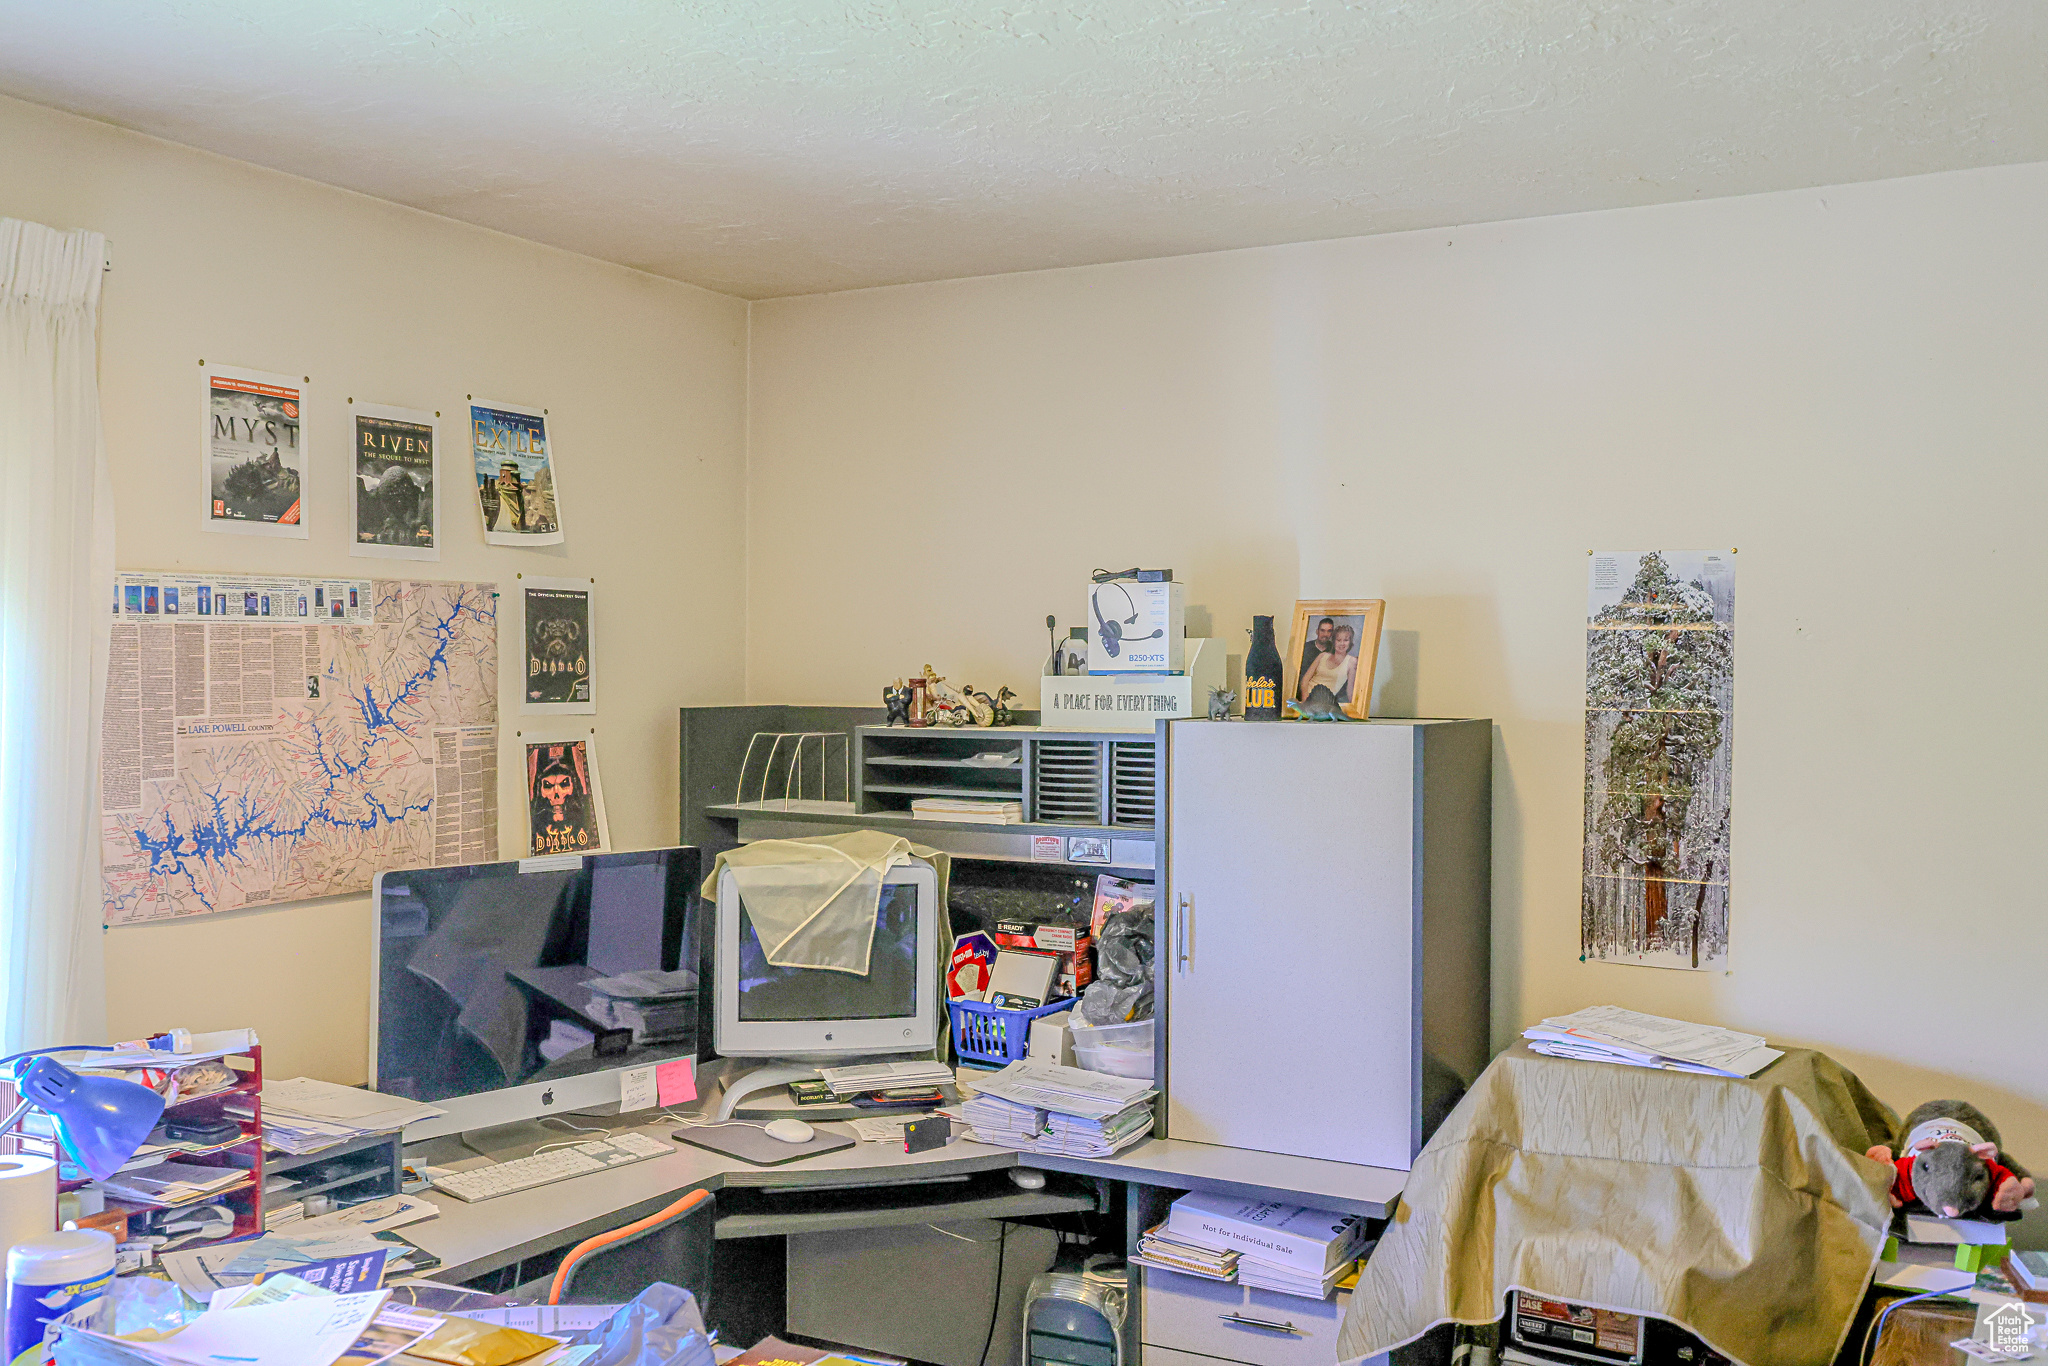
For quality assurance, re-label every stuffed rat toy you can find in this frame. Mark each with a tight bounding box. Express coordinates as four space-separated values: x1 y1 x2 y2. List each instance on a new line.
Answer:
1866 1099 2036 1221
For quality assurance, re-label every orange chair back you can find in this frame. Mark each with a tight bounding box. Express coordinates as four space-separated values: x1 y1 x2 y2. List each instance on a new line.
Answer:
547 1187 714 1306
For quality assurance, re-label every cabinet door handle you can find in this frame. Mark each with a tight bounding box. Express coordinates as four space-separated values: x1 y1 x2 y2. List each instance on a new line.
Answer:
1175 892 1190 974
1218 1313 1302 1335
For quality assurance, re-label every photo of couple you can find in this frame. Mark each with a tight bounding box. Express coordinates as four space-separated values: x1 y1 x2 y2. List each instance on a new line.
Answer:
1297 615 1365 704
1283 599 1385 720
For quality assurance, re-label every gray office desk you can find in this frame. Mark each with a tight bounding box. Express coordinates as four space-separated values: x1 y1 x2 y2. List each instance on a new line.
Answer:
404 1120 1404 1282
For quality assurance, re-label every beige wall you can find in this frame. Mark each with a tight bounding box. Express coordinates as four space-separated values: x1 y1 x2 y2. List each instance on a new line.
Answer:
748 164 2048 1182
10 86 2048 1228
0 95 750 1082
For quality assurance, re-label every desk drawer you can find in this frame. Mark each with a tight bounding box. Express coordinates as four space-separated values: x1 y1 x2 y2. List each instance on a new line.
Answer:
1142 1268 1349 1366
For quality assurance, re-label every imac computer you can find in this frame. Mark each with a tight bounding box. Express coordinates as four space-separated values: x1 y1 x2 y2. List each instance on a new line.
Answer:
371 846 704 1141
711 859 941 1118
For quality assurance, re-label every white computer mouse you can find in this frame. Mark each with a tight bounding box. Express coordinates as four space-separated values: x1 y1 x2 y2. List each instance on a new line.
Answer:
763 1118 816 1145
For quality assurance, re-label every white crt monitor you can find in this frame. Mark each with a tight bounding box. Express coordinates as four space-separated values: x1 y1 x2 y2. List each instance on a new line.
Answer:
713 860 940 1060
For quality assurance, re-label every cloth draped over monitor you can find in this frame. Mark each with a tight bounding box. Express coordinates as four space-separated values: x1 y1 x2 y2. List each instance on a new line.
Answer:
703 831 926 975
705 831 955 1064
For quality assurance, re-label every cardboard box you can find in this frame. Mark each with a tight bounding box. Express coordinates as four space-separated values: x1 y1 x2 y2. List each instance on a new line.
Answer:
1087 576 1185 674
1041 637 1223 732
992 919 1093 999
1028 1009 1078 1067
947 931 998 1000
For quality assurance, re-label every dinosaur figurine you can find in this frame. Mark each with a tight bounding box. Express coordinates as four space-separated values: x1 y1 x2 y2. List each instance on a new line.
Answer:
1284 684 1354 721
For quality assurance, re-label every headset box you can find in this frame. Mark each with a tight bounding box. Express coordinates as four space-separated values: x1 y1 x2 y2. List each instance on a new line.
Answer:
1087 576 1185 674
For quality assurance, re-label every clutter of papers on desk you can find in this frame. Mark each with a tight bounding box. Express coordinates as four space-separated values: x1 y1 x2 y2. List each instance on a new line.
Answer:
1133 1191 1371 1301
49 1270 716 1366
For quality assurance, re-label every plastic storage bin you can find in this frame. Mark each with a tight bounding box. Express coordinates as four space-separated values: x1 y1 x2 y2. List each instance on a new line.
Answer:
1070 1019 1155 1079
949 997 1074 1067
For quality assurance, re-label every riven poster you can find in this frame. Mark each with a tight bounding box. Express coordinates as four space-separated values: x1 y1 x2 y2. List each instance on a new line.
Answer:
1582 550 1734 971
204 364 306 537
522 577 595 714
352 403 438 561
471 400 563 546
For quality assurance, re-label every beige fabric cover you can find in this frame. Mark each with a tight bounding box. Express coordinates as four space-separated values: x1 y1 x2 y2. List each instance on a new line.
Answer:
702 830 933 974
1337 1043 1899 1366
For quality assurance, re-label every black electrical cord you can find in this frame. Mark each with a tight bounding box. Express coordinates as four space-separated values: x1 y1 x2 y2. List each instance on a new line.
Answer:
979 1222 1010 1366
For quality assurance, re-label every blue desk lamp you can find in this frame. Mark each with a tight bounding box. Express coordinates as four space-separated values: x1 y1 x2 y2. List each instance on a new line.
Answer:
0 1049 166 1181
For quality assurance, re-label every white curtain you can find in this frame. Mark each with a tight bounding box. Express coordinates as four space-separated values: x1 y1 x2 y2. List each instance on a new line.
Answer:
0 219 112 1053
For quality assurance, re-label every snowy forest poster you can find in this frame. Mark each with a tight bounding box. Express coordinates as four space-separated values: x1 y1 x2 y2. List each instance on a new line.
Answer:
1583 550 1734 971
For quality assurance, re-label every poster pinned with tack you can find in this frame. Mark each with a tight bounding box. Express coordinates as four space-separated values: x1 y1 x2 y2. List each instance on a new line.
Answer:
521 576 595 714
1582 550 1734 972
471 400 564 546
203 363 307 537
524 733 608 856
350 402 438 561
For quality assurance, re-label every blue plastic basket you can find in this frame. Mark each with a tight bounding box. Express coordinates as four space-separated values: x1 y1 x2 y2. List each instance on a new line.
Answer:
948 997 1074 1066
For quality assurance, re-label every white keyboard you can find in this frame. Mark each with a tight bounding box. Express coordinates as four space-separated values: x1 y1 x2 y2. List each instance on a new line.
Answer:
431 1132 674 1203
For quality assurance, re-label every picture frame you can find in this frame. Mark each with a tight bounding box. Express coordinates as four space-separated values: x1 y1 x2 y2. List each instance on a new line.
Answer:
1282 599 1386 720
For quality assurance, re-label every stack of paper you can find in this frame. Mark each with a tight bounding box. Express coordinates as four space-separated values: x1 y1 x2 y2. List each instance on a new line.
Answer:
957 1060 1156 1158
1236 1256 1358 1298
817 1060 955 1096
1522 1006 1783 1078
259 1078 444 1155
909 797 1024 824
960 1093 1153 1157
1150 1191 1370 1301
1132 1222 1239 1281
159 1196 437 1294
100 1162 250 1208
968 1060 1153 1116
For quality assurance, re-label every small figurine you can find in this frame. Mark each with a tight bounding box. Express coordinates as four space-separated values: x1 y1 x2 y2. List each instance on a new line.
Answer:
958 686 995 728
1284 684 1354 721
883 681 912 726
1865 1100 2036 1220
992 686 1017 727
1207 688 1236 722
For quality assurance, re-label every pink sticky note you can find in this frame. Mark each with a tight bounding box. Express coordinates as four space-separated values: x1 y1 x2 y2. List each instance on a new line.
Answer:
656 1058 697 1106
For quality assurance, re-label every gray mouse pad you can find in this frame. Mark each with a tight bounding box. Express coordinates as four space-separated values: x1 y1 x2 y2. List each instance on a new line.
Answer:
671 1121 856 1166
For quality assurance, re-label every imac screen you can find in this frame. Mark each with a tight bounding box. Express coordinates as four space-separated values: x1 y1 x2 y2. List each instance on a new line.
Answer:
375 849 700 1103
736 883 919 1021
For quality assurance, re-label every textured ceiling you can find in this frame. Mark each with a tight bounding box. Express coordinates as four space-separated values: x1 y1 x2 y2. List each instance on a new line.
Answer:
2 2 2045 298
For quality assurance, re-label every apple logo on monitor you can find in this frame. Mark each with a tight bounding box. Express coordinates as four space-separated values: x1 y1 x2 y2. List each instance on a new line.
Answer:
541 1089 555 1106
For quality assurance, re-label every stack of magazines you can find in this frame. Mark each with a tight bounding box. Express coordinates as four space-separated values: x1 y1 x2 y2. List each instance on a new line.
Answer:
1134 1191 1371 1300
1133 1222 1239 1281
910 797 1024 824
958 1060 1155 1158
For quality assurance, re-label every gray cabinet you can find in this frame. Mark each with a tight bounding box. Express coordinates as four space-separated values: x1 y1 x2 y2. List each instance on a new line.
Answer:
1157 718 1490 1170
